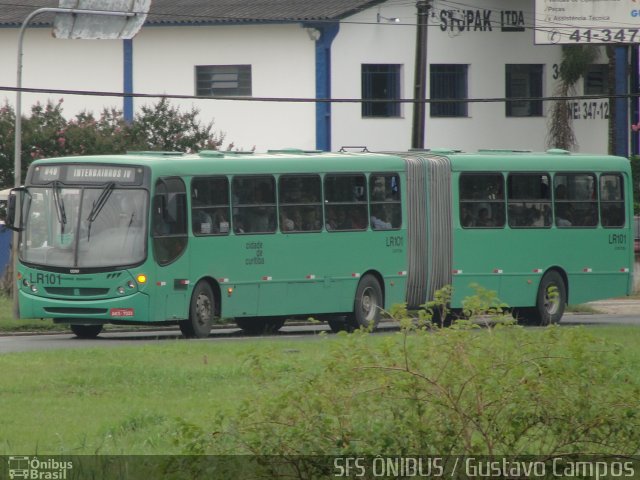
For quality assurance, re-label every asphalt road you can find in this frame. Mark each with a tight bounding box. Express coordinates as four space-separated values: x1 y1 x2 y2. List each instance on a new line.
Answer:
1 313 639 354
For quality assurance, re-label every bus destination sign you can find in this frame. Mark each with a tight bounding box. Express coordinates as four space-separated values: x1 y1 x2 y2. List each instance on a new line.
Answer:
31 164 143 185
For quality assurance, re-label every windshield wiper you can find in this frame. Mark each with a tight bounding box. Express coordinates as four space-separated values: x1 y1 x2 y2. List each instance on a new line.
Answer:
85 182 115 241
52 181 67 234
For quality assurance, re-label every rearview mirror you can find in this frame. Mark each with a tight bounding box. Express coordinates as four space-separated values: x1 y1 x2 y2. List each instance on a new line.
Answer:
4 187 26 232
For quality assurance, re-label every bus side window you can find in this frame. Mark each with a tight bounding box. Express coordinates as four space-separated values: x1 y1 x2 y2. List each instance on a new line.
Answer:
279 174 322 233
554 173 597 228
507 173 551 228
324 174 368 231
191 176 230 235
232 176 276 234
459 173 505 228
369 173 401 230
153 177 188 266
600 173 625 228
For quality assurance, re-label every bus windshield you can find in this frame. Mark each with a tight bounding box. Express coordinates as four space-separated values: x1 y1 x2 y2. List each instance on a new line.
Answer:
20 186 148 269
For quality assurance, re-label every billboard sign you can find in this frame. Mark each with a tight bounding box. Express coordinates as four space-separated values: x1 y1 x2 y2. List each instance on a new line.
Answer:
535 0 640 44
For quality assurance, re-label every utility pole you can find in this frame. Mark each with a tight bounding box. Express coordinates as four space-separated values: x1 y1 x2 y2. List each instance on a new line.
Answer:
411 0 430 150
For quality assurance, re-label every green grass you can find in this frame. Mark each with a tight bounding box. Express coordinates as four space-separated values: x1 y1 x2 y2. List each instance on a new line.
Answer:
1 325 640 455
0 337 333 454
0 295 59 332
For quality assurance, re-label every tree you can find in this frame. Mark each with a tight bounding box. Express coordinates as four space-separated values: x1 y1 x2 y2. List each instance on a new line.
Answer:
0 98 226 189
547 45 600 151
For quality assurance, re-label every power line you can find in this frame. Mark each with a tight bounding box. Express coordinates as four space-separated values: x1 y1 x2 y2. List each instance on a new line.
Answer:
0 84 636 104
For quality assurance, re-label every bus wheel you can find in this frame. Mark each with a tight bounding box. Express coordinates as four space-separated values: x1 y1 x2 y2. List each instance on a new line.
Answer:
516 271 566 326
180 281 214 338
348 274 383 330
70 324 103 339
236 317 285 335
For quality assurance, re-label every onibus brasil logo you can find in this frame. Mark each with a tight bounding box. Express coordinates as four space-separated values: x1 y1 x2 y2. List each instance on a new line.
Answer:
8 456 73 479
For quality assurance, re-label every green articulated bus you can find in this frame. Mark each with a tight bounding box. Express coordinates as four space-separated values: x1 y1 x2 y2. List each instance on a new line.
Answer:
4 148 633 338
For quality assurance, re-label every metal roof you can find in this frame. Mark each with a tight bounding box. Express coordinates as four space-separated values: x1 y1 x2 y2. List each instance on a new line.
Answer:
0 0 386 27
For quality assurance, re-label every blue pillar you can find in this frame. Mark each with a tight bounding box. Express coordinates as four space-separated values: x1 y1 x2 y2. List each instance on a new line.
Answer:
615 46 629 157
312 23 339 151
123 39 134 123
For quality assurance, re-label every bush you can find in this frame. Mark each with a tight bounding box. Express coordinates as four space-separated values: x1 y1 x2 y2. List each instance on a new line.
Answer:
170 290 640 477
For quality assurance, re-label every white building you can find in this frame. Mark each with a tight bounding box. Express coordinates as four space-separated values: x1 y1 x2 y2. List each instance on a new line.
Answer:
0 0 623 154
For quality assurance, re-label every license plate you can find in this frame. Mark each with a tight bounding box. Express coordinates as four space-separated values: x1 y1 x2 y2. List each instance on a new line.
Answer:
110 308 134 317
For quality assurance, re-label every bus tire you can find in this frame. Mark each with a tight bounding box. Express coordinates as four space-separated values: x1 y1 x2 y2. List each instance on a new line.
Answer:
348 274 383 330
70 324 103 339
516 271 566 326
180 281 214 338
236 317 285 335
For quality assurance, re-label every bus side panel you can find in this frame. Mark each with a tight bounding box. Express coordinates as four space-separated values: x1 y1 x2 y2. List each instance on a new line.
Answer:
450 168 633 309
192 231 407 318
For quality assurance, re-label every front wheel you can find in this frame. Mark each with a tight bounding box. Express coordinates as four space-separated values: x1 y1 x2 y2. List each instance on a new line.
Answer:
180 281 215 338
515 271 566 326
347 274 383 330
70 324 103 339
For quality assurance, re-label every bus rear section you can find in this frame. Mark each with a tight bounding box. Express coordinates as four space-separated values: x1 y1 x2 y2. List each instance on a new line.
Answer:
404 149 633 325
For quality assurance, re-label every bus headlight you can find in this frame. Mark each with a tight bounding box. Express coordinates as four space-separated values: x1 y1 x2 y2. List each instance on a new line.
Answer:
117 286 125 295
30 285 38 293
127 280 136 289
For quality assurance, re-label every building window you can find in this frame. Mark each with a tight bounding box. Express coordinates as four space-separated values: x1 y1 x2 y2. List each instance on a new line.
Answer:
505 64 543 117
362 64 401 118
430 64 468 117
584 64 609 95
196 65 252 97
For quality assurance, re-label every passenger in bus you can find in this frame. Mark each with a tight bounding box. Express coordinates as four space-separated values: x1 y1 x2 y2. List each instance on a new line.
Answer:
233 215 246 234
528 207 545 227
336 209 352 230
371 177 386 201
475 208 493 227
350 209 367 230
371 205 392 230
303 209 322 231
280 210 295 231
215 210 230 233
193 209 213 234
460 205 473 227
325 208 338 231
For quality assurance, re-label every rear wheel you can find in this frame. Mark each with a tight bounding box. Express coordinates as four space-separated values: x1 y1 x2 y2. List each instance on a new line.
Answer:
180 281 215 338
347 274 383 330
236 317 285 335
70 324 103 339
515 271 566 326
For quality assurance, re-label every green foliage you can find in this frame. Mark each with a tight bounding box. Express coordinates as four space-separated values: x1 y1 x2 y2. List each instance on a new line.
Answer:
173 288 640 469
128 99 224 152
0 98 225 189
